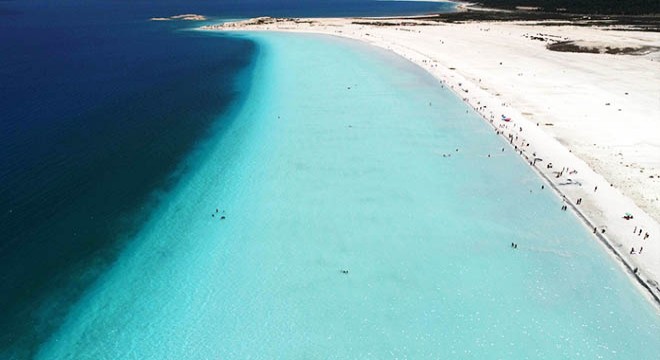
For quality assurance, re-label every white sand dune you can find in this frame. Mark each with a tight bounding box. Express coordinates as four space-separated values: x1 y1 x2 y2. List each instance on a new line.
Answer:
202 17 660 305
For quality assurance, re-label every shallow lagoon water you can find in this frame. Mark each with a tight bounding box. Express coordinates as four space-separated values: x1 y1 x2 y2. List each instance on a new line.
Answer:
0 1 457 356
37 33 660 359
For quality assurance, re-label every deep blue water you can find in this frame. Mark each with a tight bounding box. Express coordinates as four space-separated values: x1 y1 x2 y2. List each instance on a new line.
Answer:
0 0 454 357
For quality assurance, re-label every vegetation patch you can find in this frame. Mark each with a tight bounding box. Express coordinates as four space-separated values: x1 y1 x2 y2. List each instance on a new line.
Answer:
547 41 660 54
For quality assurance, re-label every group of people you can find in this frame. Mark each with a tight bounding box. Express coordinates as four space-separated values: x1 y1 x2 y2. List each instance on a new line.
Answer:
211 208 226 220
559 197 583 211
633 226 650 239
628 226 652 257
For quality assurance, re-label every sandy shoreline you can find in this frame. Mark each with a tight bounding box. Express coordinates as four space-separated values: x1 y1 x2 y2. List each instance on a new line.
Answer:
201 17 660 306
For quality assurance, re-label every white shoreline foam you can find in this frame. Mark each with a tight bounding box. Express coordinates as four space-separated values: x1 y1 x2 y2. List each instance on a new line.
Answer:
200 17 660 307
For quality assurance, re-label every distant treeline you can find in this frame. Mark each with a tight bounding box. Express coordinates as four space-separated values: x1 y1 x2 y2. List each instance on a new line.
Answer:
473 0 660 15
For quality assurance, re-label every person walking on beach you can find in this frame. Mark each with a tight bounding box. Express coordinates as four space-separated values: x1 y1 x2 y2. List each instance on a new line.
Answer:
639 247 644 254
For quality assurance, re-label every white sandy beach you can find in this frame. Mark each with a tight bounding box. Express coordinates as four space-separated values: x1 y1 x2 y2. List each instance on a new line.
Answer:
203 17 660 305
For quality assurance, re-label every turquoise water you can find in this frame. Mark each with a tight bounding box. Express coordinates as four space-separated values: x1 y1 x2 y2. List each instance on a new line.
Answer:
36 33 660 359
0 1 456 356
